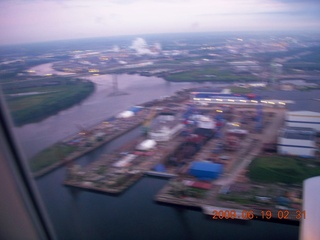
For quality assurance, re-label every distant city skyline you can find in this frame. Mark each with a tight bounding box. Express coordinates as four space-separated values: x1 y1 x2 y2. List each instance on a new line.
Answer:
0 0 320 45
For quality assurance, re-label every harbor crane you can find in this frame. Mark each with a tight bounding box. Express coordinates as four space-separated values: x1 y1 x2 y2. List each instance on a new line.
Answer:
142 107 157 134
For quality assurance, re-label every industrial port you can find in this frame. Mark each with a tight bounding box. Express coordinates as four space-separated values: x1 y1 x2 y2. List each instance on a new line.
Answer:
59 87 320 221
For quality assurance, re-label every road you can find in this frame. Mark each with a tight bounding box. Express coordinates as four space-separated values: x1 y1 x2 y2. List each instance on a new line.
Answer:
214 108 286 186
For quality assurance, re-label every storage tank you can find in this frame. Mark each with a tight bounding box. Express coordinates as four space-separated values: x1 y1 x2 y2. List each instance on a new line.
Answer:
136 139 157 151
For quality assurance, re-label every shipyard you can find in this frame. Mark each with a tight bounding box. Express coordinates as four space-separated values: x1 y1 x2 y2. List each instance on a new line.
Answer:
2 1 320 237
55 86 320 222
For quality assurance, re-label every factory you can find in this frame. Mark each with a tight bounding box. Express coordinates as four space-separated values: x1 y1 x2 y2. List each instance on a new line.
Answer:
277 111 320 158
278 127 317 158
285 111 320 133
190 91 288 107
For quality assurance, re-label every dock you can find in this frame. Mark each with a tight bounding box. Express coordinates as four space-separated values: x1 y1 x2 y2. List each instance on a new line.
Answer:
153 106 302 222
145 171 177 178
64 137 184 194
55 88 306 222
32 88 193 178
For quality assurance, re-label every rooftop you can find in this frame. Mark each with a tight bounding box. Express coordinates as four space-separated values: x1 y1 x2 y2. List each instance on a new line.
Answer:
281 127 316 141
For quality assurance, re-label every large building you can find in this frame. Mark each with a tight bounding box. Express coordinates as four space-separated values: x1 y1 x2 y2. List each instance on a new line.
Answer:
189 161 223 180
190 91 288 107
278 127 317 158
285 111 320 133
149 113 184 141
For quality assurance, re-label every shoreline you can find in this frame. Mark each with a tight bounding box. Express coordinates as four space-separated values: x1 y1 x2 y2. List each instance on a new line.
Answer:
31 88 192 177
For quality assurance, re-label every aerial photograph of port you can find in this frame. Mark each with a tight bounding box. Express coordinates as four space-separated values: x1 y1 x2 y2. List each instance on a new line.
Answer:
0 0 319 240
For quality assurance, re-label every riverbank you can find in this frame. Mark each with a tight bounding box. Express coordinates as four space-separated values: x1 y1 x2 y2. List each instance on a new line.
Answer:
32 119 144 178
61 103 305 222
31 88 192 177
4 76 95 126
64 135 184 194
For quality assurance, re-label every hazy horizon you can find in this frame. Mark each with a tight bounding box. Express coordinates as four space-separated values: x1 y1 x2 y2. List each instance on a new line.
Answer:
1 0 320 46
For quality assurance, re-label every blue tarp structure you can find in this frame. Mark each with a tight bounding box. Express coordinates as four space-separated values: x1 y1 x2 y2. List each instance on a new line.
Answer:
128 106 143 113
276 196 291 206
189 161 223 180
153 163 166 172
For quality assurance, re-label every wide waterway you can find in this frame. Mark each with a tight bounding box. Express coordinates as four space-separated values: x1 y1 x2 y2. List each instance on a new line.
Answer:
14 63 320 159
37 130 299 240
13 63 320 239
14 63 228 159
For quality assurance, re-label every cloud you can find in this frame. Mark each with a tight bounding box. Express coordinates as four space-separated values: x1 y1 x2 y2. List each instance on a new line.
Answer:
275 0 319 3
191 22 200 29
1 0 320 45
109 0 141 4
153 42 161 51
112 45 120 52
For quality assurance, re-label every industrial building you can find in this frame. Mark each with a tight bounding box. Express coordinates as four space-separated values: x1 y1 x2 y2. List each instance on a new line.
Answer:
277 127 317 158
148 113 184 141
189 161 223 180
191 92 250 106
190 91 287 107
285 111 320 133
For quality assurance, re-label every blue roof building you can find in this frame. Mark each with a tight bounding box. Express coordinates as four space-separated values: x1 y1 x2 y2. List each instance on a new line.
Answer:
189 161 223 180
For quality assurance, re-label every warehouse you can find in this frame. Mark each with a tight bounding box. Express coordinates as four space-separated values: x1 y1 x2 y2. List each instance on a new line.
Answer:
285 111 320 133
189 161 223 180
277 127 317 158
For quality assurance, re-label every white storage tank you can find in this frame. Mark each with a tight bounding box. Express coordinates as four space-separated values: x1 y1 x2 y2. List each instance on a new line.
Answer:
136 139 156 151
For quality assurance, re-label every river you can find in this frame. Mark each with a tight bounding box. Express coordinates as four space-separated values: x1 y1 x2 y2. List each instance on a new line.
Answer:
15 63 320 159
15 63 319 239
36 133 299 240
15 63 229 159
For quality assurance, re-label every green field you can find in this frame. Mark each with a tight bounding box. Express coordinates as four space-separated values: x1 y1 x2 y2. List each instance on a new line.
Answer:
248 156 320 184
163 67 258 82
229 86 253 94
30 143 77 173
4 77 94 126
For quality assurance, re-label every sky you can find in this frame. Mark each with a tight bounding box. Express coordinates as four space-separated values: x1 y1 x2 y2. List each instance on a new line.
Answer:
0 0 319 45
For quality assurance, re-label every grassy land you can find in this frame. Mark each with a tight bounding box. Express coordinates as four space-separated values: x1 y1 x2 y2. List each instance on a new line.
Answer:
4 77 94 126
163 67 258 82
30 143 77 173
229 86 252 94
248 156 320 184
218 193 253 205
283 46 320 72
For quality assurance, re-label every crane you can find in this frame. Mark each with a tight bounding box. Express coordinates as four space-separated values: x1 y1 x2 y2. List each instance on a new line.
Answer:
255 95 263 133
142 107 157 134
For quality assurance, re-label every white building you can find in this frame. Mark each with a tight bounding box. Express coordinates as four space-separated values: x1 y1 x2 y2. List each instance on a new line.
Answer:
112 154 137 168
136 139 157 151
286 111 320 133
278 127 316 158
149 114 184 141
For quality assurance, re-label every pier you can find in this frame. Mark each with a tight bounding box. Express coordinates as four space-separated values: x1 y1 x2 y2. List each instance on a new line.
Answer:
54 88 307 222
64 137 184 194
32 88 193 178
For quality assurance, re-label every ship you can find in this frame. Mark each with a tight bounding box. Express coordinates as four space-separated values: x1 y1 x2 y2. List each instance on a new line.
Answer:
148 112 184 141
